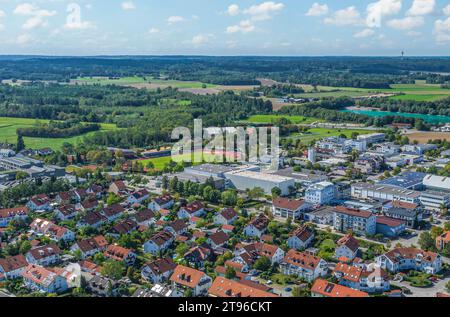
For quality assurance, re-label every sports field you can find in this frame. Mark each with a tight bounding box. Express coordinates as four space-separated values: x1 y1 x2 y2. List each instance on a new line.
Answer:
0 117 118 150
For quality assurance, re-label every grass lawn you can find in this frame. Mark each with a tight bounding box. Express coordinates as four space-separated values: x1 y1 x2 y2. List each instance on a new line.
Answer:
404 271 433 288
289 128 375 143
0 117 118 150
74 76 216 89
135 152 236 170
245 114 322 124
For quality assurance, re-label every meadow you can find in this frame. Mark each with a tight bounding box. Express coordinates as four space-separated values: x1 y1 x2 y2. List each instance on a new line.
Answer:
288 128 376 143
73 76 216 89
0 117 118 150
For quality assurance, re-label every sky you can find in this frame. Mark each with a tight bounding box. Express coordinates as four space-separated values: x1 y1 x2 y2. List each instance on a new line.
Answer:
0 0 449 56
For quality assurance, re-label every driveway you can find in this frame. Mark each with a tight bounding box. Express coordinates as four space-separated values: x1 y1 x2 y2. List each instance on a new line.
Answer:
393 277 450 297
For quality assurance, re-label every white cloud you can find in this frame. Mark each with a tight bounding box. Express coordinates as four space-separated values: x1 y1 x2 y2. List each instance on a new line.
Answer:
387 16 425 30
366 0 402 28
354 28 375 38
443 5 450 16
226 19 255 34
434 17 450 43
121 1 136 11
243 1 284 21
324 6 363 26
227 4 240 16
149 27 160 34
0 10 4 31
17 34 32 44
306 3 329 17
191 34 212 45
407 30 422 36
14 3 57 30
64 20 95 30
167 16 185 25
406 0 435 16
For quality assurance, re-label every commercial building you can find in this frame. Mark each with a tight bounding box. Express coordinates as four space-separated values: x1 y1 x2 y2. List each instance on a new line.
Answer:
333 206 377 236
305 181 335 205
377 172 426 190
351 183 421 204
423 174 450 192
419 191 450 212
357 133 385 145
224 170 295 196
269 167 328 187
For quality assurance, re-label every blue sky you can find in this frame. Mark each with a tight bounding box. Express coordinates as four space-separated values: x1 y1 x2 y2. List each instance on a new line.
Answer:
0 0 449 55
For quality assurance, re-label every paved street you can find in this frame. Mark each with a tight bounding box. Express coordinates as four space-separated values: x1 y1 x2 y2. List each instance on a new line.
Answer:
393 278 449 297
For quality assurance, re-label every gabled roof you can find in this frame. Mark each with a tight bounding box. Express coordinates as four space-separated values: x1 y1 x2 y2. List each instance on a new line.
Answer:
283 249 323 270
135 209 155 222
182 201 204 214
218 208 237 220
111 219 137 235
376 216 406 228
21 264 61 287
247 214 269 231
150 231 174 246
28 244 61 260
103 204 125 218
209 277 278 298
208 231 229 246
170 265 208 289
337 234 360 253
0 206 28 219
334 262 363 282
290 225 314 242
145 257 177 275
384 247 439 264
273 197 305 211
334 206 373 219
104 245 134 261
0 254 28 273
311 279 368 297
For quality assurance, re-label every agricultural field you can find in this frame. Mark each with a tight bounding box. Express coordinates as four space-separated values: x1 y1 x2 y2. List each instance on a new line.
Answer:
244 114 321 124
405 131 450 143
288 127 376 143
0 117 118 150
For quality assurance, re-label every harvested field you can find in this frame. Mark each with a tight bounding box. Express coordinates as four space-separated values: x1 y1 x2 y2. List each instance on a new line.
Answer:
405 132 450 143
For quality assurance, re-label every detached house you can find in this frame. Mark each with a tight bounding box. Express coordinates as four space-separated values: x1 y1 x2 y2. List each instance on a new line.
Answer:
27 194 52 212
335 234 360 261
234 242 285 269
376 247 442 274
214 208 238 226
26 244 61 266
311 279 369 298
184 245 213 268
22 264 68 294
141 257 177 284
436 231 450 251
0 206 28 228
143 231 175 255
170 265 212 297
178 201 205 219
272 197 311 220
208 277 277 298
333 262 390 293
287 225 314 250
54 204 78 221
244 214 269 238
77 211 107 229
30 218 75 242
109 219 138 237
134 209 155 226
71 235 108 259
207 231 230 248
0 254 28 280
104 245 136 266
281 249 328 282
148 195 174 212
108 180 127 195
127 189 150 205
164 219 188 237
102 204 125 222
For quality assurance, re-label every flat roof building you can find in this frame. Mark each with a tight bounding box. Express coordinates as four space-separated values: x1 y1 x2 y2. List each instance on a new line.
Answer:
225 170 295 196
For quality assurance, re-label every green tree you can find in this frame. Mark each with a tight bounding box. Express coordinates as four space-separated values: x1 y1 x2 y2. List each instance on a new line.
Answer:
100 260 125 280
16 134 25 152
271 187 282 198
418 232 435 251
253 256 271 271
225 266 236 279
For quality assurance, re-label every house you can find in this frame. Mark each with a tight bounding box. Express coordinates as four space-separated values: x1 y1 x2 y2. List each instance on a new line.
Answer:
127 189 150 205
148 194 174 212
87 184 105 199
30 218 75 242
0 206 28 228
214 208 238 225
164 219 188 236
77 199 99 212
272 197 311 220
235 242 285 266
207 231 230 248
170 265 213 297
280 249 328 282
86 275 120 297
376 216 406 238
0 254 28 279
70 235 108 259
333 262 390 293
376 247 442 274
26 244 61 266
108 180 127 195
141 258 177 284
178 201 205 219
333 206 377 236
77 211 107 229
54 204 78 221
109 219 138 237
287 225 314 250
184 245 213 267
335 234 360 261
55 191 78 204
143 231 175 255
104 245 136 266
102 204 125 222
436 231 450 251
22 264 68 294
26 194 52 211
311 279 369 298
208 277 277 298
134 209 156 226
244 214 269 238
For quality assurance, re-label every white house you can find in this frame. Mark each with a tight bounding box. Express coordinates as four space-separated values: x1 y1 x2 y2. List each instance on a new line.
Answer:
148 195 174 212
376 247 442 274
281 249 328 282
127 189 150 205
287 226 314 250
334 234 360 261
141 258 177 284
26 244 61 266
143 231 174 255
272 197 311 220
0 206 29 228
0 254 28 280
170 265 212 297
177 201 205 219
26 194 52 212
305 182 335 205
243 214 269 238
333 262 390 293
213 208 238 226
22 264 68 294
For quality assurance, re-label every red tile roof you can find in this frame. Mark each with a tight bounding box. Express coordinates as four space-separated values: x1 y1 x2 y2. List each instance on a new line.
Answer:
311 279 369 297
208 277 278 298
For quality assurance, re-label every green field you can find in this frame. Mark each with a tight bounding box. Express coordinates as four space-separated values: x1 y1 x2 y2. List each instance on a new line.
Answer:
74 76 216 89
0 117 118 150
136 152 239 170
244 115 321 124
290 82 450 101
289 128 376 143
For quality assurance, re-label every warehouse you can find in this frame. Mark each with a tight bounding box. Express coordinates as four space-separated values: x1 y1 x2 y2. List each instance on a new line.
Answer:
224 170 295 196
423 175 450 192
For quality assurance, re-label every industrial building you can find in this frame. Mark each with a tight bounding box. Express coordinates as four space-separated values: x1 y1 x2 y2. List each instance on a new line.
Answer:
377 172 426 190
351 183 421 204
423 175 450 192
357 133 385 145
224 170 295 196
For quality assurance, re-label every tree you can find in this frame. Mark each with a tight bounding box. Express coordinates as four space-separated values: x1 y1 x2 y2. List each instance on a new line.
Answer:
221 190 238 206
101 260 125 280
248 187 265 200
253 256 271 271
271 187 282 198
418 232 435 251
225 266 236 279
16 134 25 152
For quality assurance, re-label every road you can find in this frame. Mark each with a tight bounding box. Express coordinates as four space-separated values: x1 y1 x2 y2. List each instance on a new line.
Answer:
393 278 449 297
